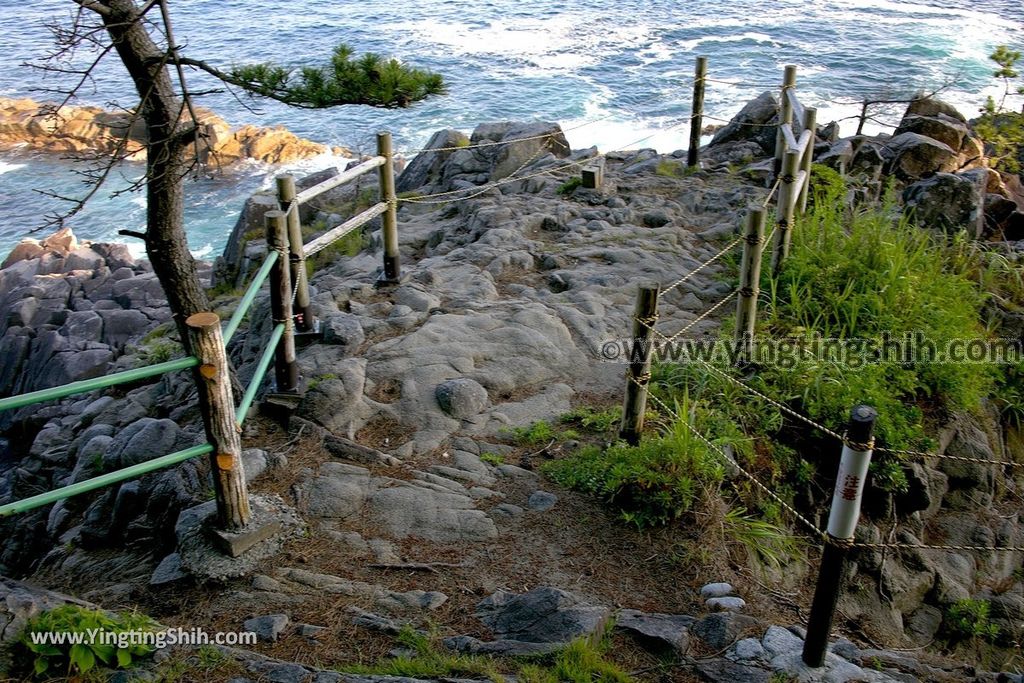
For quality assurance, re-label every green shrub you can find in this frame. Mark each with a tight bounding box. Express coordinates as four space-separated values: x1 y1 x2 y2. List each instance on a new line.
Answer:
944 599 1000 642
559 406 621 433
543 395 727 529
758 178 996 450
557 177 583 195
19 604 158 677
479 452 505 465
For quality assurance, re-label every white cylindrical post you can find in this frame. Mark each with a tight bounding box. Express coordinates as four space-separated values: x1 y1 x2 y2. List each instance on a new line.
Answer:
803 404 877 668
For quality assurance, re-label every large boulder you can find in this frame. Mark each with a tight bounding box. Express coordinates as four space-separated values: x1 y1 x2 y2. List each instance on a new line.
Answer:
476 121 571 181
894 114 967 151
903 171 985 237
708 91 805 156
904 96 967 124
474 587 610 643
395 128 470 194
882 132 959 181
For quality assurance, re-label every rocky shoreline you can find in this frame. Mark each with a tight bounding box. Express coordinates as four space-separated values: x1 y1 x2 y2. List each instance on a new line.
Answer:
0 90 1022 681
0 97 350 166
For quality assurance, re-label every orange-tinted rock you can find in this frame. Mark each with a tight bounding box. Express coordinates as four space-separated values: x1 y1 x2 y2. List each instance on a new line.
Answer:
0 97 335 167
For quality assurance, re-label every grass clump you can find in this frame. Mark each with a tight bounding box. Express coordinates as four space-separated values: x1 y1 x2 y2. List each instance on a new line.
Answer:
544 394 728 529
557 177 583 195
559 406 621 433
503 420 578 446
944 599 1000 643
342 625 632 683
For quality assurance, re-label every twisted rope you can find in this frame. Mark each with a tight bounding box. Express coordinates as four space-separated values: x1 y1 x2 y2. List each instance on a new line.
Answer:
638 378 827 540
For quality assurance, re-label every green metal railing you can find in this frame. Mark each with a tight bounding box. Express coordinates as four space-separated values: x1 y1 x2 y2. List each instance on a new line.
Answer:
0 444 214 517
236 323 285 424
0 356 199 414
0 251 284 518
223 250 278 344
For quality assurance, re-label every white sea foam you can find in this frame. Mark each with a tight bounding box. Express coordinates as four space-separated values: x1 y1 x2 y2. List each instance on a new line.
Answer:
0 161 26 175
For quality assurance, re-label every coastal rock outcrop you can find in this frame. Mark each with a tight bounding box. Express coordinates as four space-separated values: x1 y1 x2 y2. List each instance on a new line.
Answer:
0 97 348 165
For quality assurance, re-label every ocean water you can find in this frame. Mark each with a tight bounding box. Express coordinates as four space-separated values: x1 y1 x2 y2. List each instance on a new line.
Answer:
0 0 1022 258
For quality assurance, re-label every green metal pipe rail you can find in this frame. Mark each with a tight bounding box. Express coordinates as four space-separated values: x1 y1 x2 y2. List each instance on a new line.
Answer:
236 323 285 425
0 356 200 414
223 250 278 344
0 444 214 517
0 251 285 518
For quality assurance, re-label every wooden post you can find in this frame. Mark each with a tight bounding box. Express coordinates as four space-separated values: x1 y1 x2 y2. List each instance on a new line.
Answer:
803 405 878 667
773 65 798 177
275 174 314 333
582 161 604 189
266 210 299 393
376 131 401 284
734 208 766 364
797 107 817 214
770 149 802 275
186 312 251 531
619 285 659 446
687 56 708 169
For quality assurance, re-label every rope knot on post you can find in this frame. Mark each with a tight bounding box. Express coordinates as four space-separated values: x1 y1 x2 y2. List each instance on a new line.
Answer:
842 433 876 452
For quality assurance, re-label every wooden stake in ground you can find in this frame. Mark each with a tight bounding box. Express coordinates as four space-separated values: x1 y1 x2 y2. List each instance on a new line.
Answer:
266 209 299 393
688 56 708 169
377 131 401 283
619 284 660 446
186 312 251 531
734 208 765 364
275 174 314 332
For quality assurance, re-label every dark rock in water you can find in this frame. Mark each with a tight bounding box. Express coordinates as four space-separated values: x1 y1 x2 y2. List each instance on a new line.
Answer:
475 586 609 644
707 90 805 156
397 129 470 195
903 172 985 237
212 192 279 288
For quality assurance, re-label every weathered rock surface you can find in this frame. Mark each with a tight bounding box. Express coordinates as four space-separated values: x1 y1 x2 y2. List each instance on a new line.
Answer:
0 97 347 165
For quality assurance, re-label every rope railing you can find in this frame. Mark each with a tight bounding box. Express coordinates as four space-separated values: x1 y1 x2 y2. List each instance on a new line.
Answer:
637 375 827 540
659 237 743 298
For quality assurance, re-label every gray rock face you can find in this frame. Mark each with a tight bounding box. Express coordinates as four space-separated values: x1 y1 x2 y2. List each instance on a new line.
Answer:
616 609 692 654
882 132 958 181
475 587 609 644
526 490 558 512
368 481 498 543
903 172 985 237
435 378 489 419
243 614 290 642
396 129 470 194
295 463 372 519
322 313 365 353
691 612 763 650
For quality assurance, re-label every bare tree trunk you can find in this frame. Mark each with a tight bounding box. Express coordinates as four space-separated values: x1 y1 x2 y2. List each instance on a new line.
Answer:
101 0 209 351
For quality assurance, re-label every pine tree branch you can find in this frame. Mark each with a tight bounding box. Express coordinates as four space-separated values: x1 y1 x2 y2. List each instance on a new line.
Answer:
173 45 445 109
